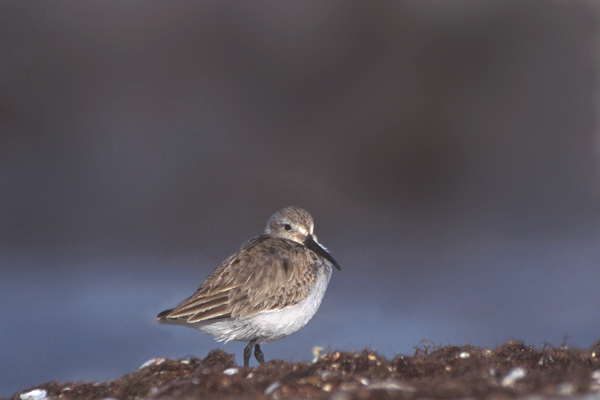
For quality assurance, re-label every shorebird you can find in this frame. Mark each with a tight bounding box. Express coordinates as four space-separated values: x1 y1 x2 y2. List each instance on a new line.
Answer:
156 206 341 367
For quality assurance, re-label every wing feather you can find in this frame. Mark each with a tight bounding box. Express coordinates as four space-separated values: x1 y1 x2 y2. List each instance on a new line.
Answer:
159 235 320 324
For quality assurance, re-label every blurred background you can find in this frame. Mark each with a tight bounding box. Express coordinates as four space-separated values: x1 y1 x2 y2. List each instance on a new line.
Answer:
2 0 599 395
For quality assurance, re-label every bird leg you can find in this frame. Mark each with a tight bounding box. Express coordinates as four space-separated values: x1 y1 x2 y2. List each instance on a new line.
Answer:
244 339 257 367
254 344 265 365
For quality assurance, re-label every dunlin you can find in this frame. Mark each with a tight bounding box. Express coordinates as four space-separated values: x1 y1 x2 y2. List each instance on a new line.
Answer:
156 206 341 366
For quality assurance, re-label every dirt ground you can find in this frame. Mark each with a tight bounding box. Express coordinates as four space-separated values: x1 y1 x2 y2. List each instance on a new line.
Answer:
12 340 600 400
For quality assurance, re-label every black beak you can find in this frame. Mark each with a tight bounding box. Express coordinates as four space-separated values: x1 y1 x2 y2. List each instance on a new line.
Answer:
304 235 341 271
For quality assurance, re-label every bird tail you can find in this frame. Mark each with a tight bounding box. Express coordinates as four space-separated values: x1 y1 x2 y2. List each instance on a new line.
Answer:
155 309 174 323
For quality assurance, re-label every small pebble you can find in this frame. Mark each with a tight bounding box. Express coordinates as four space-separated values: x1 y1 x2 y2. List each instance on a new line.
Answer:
339 381 358 391
556 382 576 396
459 352 470 359
299 376 321 386
331 392 351 400
219 376 231 388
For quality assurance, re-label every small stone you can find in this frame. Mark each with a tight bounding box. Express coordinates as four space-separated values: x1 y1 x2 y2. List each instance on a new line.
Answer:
221 376 232 387
340 381 358 391
299 376 322 386
556 382 576 396
459 352 470 359
331 391 351 400
322 383 334 392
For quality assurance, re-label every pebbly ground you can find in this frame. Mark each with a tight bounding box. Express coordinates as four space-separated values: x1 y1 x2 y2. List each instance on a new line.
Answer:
12 340 600 400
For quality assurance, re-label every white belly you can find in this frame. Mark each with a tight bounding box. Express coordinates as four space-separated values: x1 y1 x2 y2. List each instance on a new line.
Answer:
192 267 332 344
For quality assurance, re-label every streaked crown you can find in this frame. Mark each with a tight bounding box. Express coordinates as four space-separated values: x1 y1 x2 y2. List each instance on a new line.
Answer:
265 206 315 243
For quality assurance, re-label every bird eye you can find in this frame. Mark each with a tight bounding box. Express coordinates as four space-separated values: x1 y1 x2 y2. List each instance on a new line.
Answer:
284 224 292 231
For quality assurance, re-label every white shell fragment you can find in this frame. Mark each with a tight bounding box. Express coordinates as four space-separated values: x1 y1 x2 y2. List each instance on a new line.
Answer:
223 368 239 375
20 389 48 400
368 379 416 392
264 381 281 395
139 358 166 369
501 366 527 387
590 370 600 390
312 346 323 363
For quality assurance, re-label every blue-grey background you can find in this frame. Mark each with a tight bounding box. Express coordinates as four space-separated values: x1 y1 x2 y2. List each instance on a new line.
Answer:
2 1 599 396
